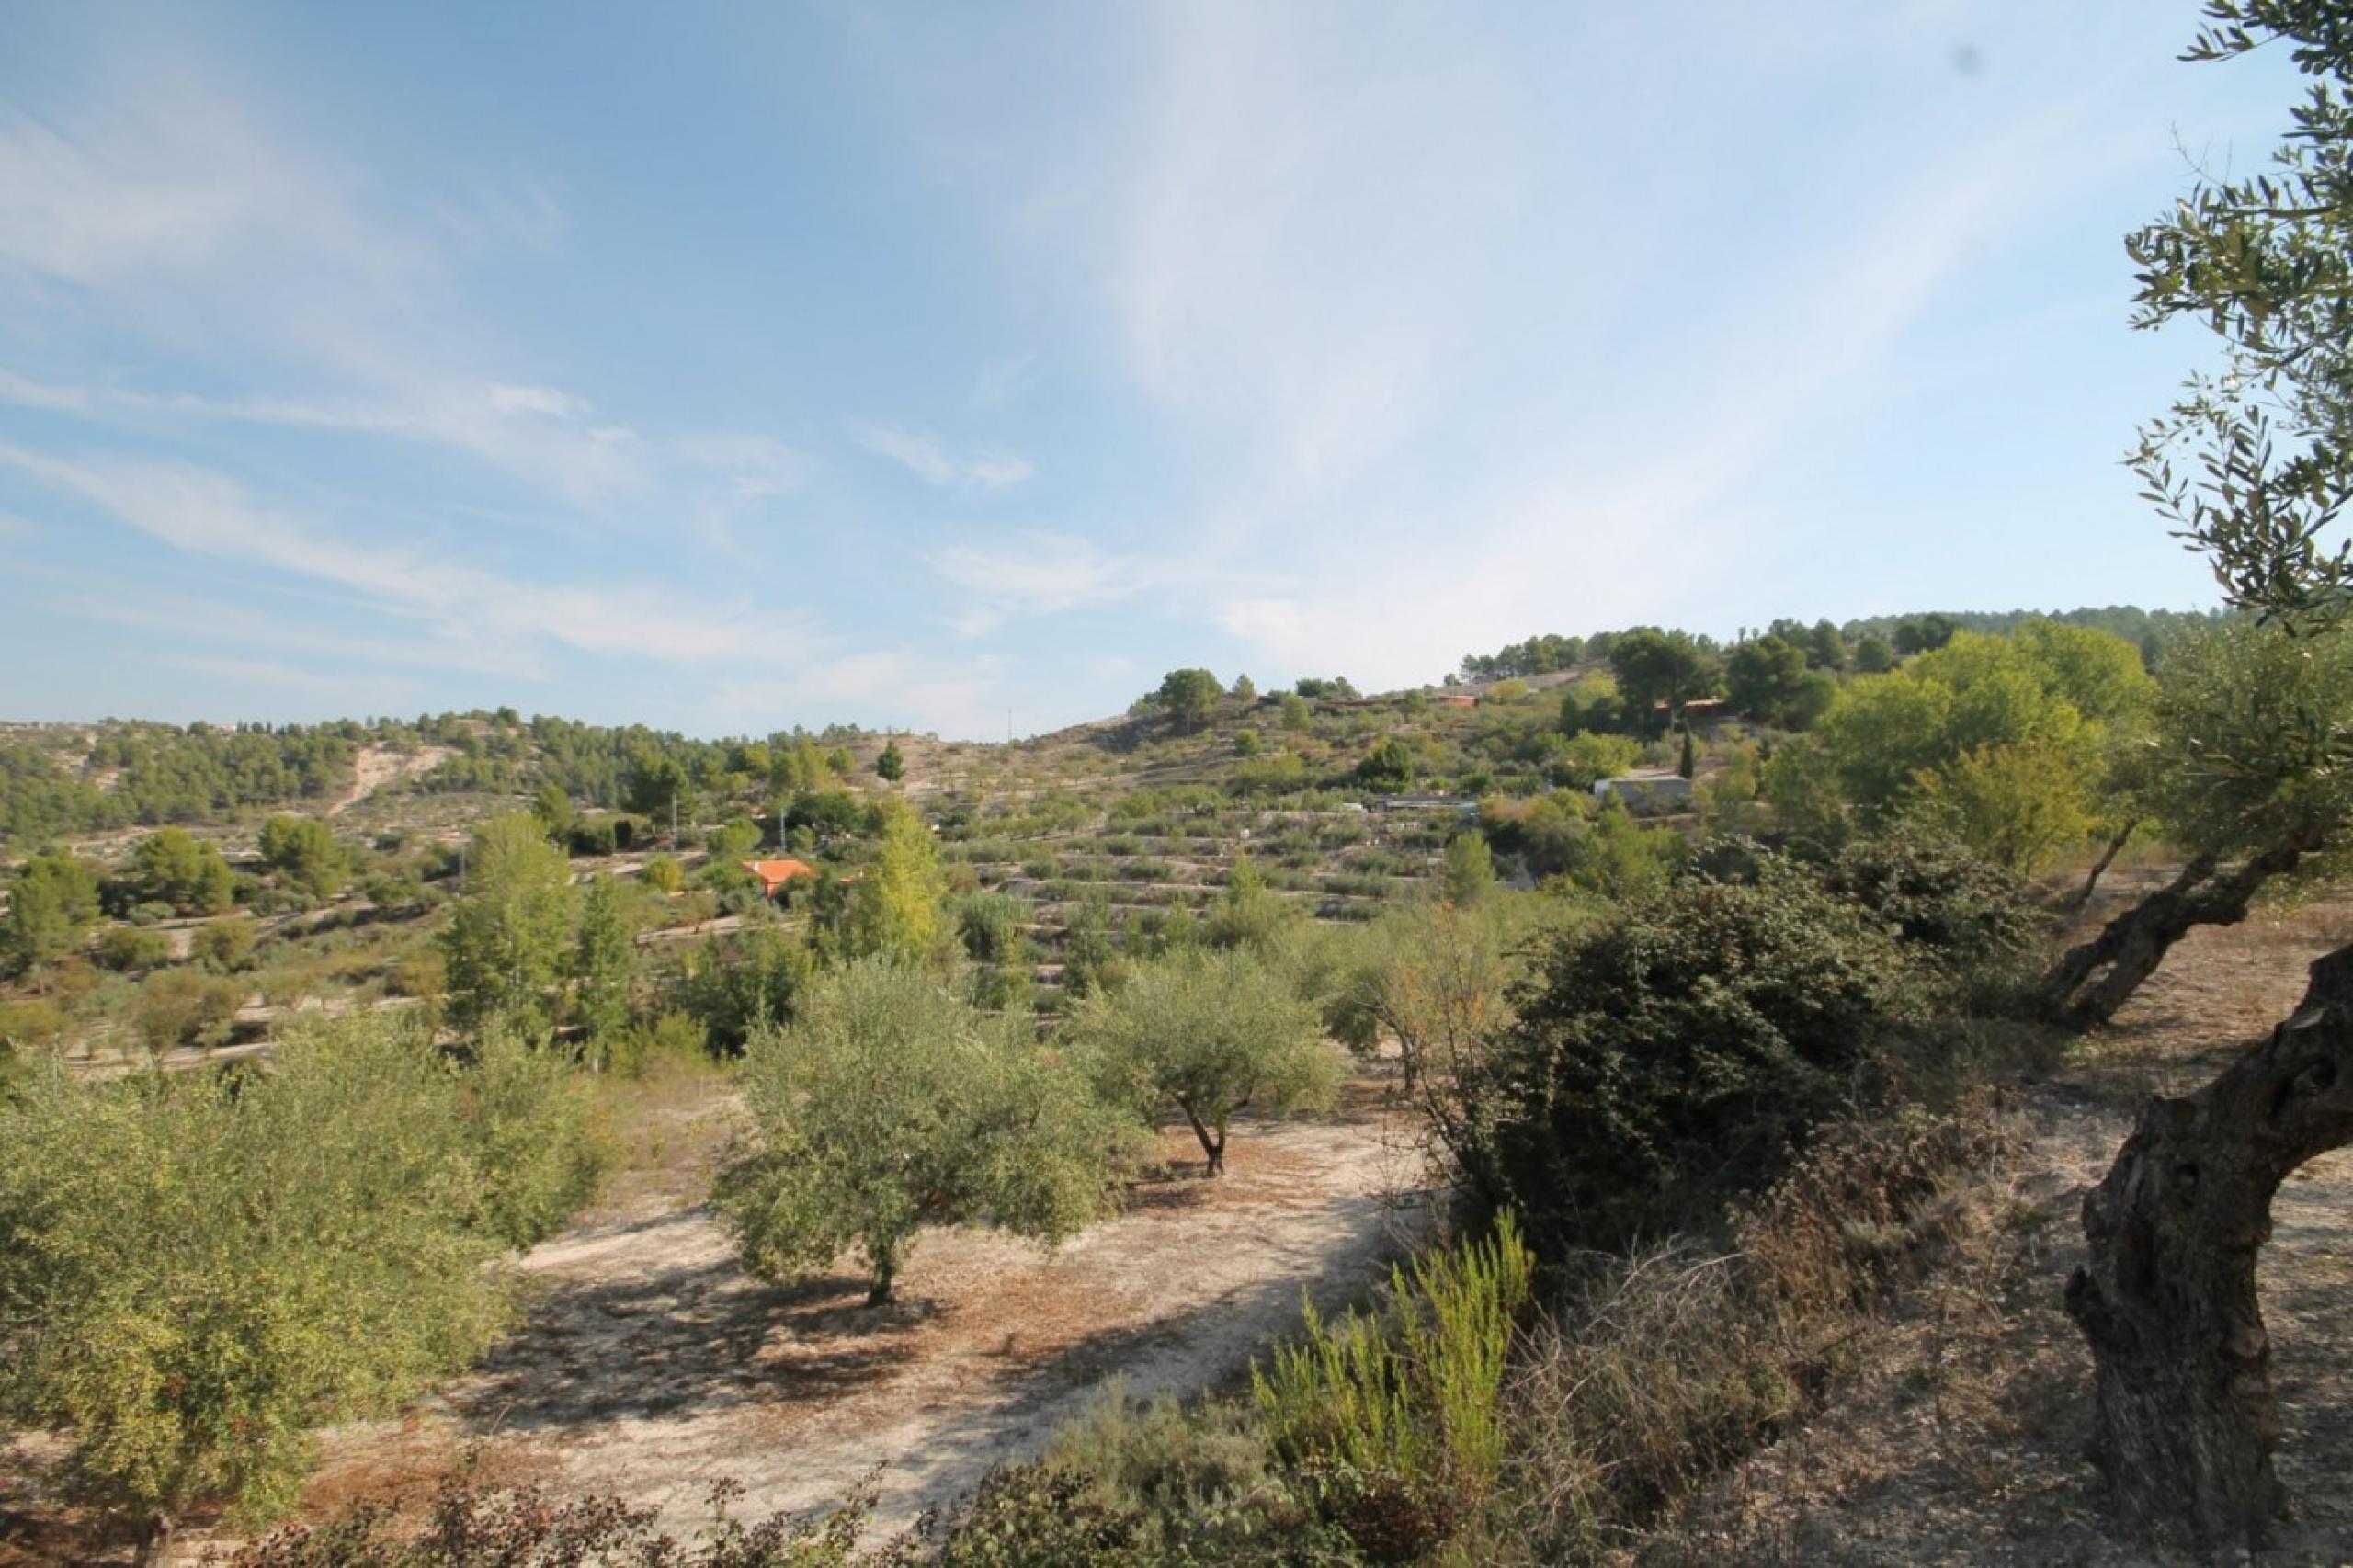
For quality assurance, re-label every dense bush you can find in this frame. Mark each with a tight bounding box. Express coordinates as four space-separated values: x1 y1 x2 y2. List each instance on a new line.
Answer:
1470 851 1921 1252
1821 825 2040 971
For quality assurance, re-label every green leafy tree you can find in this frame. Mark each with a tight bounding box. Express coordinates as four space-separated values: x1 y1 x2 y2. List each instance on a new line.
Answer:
1071 947 1338 1176
1608 629 1718 735
438 814 576 1042
190 915 257 972
1804 619 1848 672
704 817 760 859
1766 625 2151 869
2043 619 2353 1026
875 739 905 782
3 851 98 980
569 876 636 1067
257 815 347 899
1724 635 1812 726
131 829 235 915
131 967 243 1058
530 782 575 846
622 751 694 827
1203 856 1297 952
1357 734 1417 791
715 960 1131 1303
1444 833 1496 907
1152 668 1222 733
1853 632 1897 674
2055 11 2353 1546
840 799 945 962
1231 673 1257 702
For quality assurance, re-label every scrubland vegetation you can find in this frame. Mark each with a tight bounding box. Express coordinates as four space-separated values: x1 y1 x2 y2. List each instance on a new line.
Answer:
14 3 2353 1562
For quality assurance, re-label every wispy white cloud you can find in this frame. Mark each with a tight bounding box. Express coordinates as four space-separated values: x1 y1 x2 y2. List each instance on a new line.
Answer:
0 443 823 668
485 382 590 418
875 2 2148 692
926 530 1199 629
0 73 806 521
851 421 1032 491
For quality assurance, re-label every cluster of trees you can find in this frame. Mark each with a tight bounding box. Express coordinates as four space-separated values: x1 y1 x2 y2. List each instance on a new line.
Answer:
0 724 356 845
1457 604 2215 696
1764 620 2154 874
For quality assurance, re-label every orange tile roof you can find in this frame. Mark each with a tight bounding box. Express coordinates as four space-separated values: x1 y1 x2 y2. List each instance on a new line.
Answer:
741 858 819 892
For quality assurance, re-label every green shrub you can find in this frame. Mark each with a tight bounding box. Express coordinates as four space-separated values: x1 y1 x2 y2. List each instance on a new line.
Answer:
1254 1217 1533 1558
609 1010 710 1077
0 1017 554 1537
131 966 243 1056
461 1030 611 1248
1044 1380 1271 1518
93 925 171 973
1474 852 1918 1252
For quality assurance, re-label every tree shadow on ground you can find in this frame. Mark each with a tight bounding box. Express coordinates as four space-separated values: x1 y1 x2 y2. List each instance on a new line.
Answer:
452 1252 919 1433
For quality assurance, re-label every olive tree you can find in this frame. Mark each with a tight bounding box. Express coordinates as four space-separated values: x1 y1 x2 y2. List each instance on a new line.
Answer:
1069 947 1339 1176
0 1017 581 1561
2061 5 2353 1548
714 960 1131 1305
2040 619 2353 1028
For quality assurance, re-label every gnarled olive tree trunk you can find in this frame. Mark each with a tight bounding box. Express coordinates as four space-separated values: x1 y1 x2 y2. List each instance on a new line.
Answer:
2064 941 2353 1551
2041 835 2317 1030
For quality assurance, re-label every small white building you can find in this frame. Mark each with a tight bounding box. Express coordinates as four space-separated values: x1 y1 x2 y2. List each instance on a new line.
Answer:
1592 769 1694 808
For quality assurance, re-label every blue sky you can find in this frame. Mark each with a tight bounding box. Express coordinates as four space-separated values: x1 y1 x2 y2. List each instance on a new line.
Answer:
0 2 2305 739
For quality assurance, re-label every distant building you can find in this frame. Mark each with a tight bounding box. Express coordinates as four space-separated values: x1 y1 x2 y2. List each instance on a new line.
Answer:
1378 794 1480 818
741 858 820 898
1438 693 1479 708
1592 770 1695 808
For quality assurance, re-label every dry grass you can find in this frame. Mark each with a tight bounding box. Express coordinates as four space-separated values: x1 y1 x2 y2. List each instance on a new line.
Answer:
1656 895 2353 1566
1488 1110 2011 1565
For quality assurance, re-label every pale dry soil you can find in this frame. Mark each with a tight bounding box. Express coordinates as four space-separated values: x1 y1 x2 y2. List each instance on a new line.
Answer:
326 744 450 816
256 1065 1426 1550
1678 902 2353 1566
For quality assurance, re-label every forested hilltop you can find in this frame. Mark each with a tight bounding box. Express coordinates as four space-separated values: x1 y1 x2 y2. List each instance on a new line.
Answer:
1454 603 2224 683
0 603 2215 853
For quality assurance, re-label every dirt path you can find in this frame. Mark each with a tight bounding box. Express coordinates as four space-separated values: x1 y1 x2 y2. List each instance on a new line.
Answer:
280 1071 1426 1545
327 744 449 817
1678 903 2353 1565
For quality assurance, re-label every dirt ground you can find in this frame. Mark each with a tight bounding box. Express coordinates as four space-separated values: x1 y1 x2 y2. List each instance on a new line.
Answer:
1677 901 2353 1566
327 744 450 816
191 1062 1427 1553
